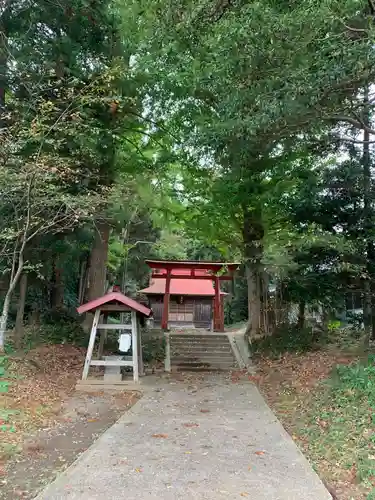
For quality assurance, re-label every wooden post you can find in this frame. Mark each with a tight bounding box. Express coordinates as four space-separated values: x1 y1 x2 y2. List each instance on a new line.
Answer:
220 295 225 331
97 313 107 359
137 317 144 376
214 276 221 332
82 308 100 380
161 268 171 330
165 332 171 372
131 311 139 383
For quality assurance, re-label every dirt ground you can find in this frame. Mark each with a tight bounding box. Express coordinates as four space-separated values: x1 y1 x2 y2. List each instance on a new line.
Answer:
0 344 140 499
0 343 368 500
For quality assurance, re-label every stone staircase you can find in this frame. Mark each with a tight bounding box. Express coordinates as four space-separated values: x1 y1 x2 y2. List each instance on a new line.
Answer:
169 333 238 371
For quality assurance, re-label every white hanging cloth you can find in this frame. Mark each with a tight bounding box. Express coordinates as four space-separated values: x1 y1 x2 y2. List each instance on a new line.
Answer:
118 333 131 353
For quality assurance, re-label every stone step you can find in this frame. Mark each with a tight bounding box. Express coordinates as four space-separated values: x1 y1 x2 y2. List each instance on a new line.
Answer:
171 346 233 353
172 362 236 371
169 335 228 341
172 354 235 363
170 338 231 345
171 348 232 355
171 354 234 360
169 333 236 372
172 366 226 372
171 349 232 355
172 359 236 367
171 347 234 354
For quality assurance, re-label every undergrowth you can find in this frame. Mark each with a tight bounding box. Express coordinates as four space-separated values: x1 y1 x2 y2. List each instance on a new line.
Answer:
10 321 88 353
251 323 365 358
299 356 375 498
142 336 166 363
251 325 323 356
0 354 8 394
0 353 19 461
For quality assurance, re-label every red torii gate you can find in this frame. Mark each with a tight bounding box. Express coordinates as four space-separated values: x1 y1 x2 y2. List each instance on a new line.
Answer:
145 260 239 332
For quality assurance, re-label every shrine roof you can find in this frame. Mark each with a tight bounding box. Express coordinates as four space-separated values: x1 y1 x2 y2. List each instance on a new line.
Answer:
77 292 151 316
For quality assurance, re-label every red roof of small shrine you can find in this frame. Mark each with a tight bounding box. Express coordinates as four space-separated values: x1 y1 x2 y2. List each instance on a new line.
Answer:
139 269 227 297
77 292 151 316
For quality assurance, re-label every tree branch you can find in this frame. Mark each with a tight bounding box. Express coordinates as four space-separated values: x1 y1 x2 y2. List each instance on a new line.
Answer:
328 115 375 135
340 135 375 144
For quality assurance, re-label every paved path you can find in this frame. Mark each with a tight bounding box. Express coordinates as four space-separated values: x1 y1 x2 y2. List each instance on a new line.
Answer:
37 375 331 500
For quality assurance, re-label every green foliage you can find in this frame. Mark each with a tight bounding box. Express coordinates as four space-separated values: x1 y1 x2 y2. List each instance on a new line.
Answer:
335 357 375 392
251 325 323 357
120 0 375 340
142 336 166 363
300 357 375 492
224 275 248 325
1 0 375 349
134 0 375 140
20 315 88 350
0 355 9 394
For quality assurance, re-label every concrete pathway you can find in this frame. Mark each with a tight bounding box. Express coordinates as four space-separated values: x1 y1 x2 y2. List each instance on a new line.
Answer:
36 375 331 500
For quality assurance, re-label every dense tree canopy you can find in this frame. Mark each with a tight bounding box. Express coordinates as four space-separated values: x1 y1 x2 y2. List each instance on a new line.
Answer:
1 0 375 349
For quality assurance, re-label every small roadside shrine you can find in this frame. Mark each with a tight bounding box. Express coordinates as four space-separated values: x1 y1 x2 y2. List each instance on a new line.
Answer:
77 289 151 384
140 260 239 332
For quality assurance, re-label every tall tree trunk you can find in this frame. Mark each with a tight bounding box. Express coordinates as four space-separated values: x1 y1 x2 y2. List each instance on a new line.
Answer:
87 221 110 301
368 242 375 338
78 257 89 304
0 247 25 351
297 300 306 329
51 264 64 310
362 85 373 344
276 280 288 326
243 205 264 339
262 271 270 335
14 273 27 349
50 234 64 310
82 221 110 331
0 4 8 128
245 263 261 334
0 293 11 351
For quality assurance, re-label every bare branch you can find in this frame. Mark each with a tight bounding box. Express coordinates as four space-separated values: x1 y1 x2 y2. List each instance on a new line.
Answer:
328 115 375 135
340 135 375 144
341 22 366 33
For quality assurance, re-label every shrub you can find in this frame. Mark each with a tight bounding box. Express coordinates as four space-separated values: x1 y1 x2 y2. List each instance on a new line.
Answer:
251 324 323 356
142 336 166 363
19 310 88 350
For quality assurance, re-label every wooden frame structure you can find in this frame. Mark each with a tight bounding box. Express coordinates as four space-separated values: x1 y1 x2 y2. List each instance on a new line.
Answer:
77 291 151 383
144 260 239 332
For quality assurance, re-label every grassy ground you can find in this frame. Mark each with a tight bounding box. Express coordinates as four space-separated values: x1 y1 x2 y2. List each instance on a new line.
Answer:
255 344 375 500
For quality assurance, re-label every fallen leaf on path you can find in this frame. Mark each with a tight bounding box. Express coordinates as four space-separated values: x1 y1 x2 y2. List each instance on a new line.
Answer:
240 493 249 497
24 443 44 454
152 433 168 438
183 423 199 428
87 418 98 423
135 468 143 473
14 490 27 497
200 409 210 413
255 451 265 456
248 466 252 471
